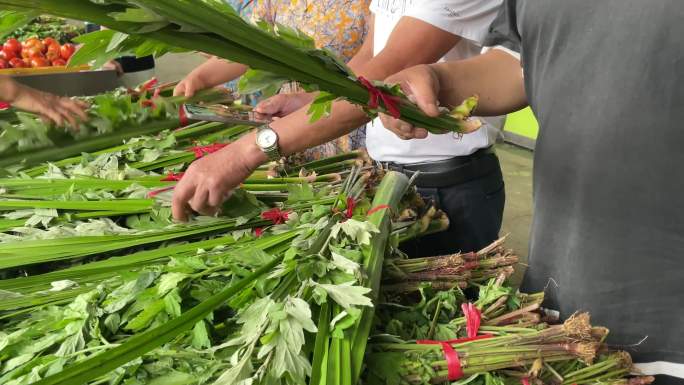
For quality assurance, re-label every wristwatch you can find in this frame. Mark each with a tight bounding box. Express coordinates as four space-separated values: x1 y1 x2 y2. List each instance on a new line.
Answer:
255 124 281 161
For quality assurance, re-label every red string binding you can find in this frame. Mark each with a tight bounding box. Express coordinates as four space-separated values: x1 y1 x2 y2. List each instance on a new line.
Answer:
358 76 402 119
147 186 174 198
161 171 185 182
190 143 229 158
366 204 390 216
0 102 10 110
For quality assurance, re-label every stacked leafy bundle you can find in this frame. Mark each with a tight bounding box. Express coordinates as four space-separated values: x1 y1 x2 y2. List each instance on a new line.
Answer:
364 242 653 385
0 164 439 385
0 89 449 384
0 0 481 134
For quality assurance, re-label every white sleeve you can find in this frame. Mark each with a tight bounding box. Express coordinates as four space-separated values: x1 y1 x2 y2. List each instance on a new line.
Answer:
482 45 521 61
403 0 504 44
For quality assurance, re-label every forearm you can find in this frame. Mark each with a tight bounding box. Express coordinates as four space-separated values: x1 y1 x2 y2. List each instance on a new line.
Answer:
431 50 528 116
191 57 249 86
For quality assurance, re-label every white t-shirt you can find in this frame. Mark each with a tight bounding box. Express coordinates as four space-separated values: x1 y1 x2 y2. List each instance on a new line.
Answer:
366 0 504 164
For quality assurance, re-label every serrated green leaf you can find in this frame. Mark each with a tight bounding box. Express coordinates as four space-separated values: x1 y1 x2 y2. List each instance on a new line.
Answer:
313 281 373 310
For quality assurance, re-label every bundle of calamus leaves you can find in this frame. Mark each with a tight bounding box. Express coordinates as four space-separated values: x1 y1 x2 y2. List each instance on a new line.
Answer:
0 1 481 134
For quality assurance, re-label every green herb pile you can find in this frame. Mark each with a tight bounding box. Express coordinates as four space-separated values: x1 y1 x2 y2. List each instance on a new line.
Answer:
1 15 83 43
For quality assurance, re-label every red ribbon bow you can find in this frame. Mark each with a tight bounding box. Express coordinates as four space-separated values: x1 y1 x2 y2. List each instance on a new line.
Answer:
190 143 229 158
462 302 483 339
261 208 291 225
358 76 402 119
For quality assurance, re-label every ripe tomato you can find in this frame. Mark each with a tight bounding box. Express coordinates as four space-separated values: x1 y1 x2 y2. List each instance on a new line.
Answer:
0 48 16 61
23 46 43 59
42 37 58 50
46 44 61 61
60 43 75 60
0 58 8 69
8 57 26 68
23 37 44 52
30 56 50 68
3 38 21 54
51 58 66 67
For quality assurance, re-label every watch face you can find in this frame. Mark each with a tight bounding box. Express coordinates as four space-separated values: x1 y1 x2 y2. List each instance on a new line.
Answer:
257 128 278 148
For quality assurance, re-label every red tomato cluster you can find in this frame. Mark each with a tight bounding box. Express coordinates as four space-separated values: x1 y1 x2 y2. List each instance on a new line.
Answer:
0 37 75 69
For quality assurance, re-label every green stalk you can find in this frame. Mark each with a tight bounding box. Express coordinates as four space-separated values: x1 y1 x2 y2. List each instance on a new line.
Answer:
0 119 180 169
350 171 410 383
0 198 154 211
310 303 331 385
22 121 230 176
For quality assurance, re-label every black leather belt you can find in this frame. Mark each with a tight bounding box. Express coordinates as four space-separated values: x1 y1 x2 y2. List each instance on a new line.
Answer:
385 147 500 188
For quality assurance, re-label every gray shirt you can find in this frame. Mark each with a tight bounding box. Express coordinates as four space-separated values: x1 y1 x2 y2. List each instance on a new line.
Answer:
484 0 684 377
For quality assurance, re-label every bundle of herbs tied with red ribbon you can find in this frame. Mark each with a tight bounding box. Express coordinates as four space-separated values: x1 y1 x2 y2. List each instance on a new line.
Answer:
365 241 654 385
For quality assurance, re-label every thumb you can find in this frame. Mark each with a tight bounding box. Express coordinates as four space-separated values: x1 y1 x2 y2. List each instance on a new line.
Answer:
404 79 440 118
173 83 185 97
255 96 282 115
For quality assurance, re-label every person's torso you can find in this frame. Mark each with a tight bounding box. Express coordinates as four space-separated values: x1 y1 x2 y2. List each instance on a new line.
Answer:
515 0 684 364
367 0 503 164
253 0 371 61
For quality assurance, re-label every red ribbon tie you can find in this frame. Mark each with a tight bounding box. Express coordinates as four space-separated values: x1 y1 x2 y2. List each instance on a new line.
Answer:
344 197 356 219
358 76 402 119
179 104 189 127
417 340 464 381
367 204 390 216
261 208 291 225
140 77 158 91
161 171 185 182
191 143 229 158
462 302 483 339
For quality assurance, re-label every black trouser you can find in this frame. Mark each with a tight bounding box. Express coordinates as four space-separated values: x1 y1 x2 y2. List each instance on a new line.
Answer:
400 159 505 257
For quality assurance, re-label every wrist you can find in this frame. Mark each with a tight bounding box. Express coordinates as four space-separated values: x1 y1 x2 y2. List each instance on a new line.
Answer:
240 132 268 169
1 78 20 103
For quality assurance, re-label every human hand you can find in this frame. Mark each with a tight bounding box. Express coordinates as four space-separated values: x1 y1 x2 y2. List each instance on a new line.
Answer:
173 72 209 98
254 92 315 118
379 64 443 140
11 83 89 127
102 60 124 76
171 136 266 221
